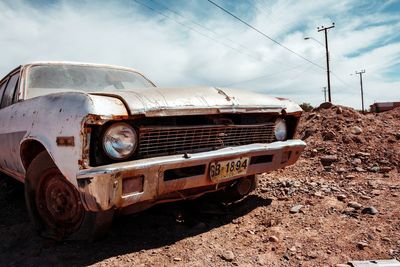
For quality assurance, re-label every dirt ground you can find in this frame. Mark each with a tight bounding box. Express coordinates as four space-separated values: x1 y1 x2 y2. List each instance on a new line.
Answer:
0 105 399 267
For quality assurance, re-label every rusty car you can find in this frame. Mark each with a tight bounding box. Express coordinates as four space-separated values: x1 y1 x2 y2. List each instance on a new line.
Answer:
0 61 306 240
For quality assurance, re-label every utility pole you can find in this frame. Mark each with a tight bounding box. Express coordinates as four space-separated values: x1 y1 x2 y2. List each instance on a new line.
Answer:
322 87 327 102
355 70 366 114
317 23 335 102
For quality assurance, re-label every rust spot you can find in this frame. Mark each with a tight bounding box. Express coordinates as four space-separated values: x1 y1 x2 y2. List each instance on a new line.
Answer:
56 136 75 146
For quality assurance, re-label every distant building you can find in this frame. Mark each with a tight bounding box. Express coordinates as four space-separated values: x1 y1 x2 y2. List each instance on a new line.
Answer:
370 102 400 113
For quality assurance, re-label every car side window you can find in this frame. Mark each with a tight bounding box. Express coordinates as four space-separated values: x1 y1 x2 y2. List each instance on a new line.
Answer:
1 72 19 108
0 80 8 103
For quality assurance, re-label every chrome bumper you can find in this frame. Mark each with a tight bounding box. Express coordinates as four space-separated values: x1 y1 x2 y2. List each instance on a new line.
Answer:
76 140 306 212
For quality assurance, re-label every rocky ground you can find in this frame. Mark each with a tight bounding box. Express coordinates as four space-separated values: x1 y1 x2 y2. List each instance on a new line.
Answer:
0 105 399 267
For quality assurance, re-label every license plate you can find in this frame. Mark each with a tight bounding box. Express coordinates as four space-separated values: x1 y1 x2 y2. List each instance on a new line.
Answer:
209 157 249 182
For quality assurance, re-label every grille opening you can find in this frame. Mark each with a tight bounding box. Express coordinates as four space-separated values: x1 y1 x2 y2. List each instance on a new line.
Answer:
139 123 275 158
250 155 273 165
164 164 206 181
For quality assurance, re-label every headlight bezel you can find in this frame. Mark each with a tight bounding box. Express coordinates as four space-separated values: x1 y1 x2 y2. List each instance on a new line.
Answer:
274 117 287 141
102 122 138 160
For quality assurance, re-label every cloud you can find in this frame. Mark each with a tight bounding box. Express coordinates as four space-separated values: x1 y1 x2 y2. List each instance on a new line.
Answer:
0 0 399 109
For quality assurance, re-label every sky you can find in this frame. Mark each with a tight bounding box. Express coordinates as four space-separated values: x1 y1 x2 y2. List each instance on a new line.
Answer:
0 0 399 109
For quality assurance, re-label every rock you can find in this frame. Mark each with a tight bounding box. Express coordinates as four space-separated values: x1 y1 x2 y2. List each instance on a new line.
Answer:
345 174 356 179
396 132 400 140
351 126 363 135
307 252 318 259
269 235 279 242
356 242 369 249
352 136 364 143
343 207 356 213
379 159 390 165
360 195 371 200
321 186 331 193
314 191 324 197
352 158 362 165
322 130 336 141
356 152 371 157
324 166 333 172
337 168 346 173
355 167 365 172
342 135 351 144
290 204 303 214
219 250 235 262
306 113 316 120
370 166 380 172
380 166 392 173
336 107 343 114
173 257 182 262
337 194 347 201
310 149 318 157
361 206 378 215
319 102 333 109
302 129 315 140
371 190 381 196
348 202 362 210
320 155 338 166
336 264 351 267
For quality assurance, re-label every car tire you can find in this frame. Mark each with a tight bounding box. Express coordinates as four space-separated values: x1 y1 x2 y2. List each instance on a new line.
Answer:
218 175 258 203
24 151 114 241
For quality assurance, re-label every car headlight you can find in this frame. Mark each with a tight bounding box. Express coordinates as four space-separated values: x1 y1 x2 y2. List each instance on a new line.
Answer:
102 122 137 160
274 118 287 141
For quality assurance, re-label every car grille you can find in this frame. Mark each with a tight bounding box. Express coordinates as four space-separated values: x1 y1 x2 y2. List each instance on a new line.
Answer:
138 123 275 158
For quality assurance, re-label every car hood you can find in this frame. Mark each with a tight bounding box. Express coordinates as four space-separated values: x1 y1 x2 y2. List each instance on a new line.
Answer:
89 87 302 117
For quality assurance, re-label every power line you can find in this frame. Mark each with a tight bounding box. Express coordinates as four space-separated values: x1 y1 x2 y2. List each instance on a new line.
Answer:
224 55 327 87
132 0 261 61
206 0 326 70
223 63 310 87
149 0 264 61
150 0 314 68
331 72 358 92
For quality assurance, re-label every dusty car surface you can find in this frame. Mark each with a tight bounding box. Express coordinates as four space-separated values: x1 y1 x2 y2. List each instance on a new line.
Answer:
0 61 306 240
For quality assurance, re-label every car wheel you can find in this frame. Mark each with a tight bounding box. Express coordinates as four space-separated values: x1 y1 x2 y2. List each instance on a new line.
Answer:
25 151 114 241
218 175 258 203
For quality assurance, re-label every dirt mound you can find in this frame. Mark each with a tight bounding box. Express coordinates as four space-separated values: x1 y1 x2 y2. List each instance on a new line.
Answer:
298 105 399 175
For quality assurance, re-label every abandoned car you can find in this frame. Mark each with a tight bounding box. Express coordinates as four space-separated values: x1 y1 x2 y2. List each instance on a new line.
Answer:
0 62 306 240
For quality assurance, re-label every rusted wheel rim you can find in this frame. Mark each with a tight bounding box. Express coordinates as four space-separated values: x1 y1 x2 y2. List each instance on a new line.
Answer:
35 169 84 235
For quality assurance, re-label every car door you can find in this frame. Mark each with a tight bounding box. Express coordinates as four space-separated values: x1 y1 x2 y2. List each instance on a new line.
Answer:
0 69 26 179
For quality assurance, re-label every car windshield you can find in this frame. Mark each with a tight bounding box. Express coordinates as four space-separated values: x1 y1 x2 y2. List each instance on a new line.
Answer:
26 64 155 97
